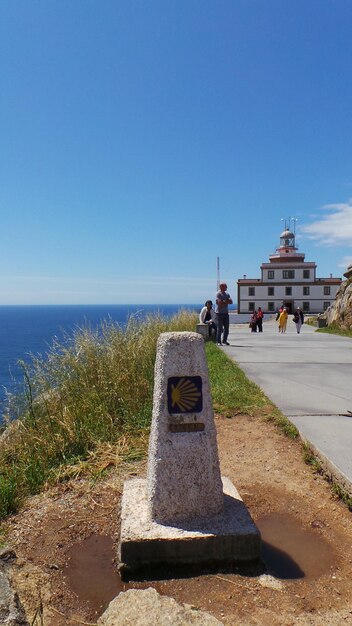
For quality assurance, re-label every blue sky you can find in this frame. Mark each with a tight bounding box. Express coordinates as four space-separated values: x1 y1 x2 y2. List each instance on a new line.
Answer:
1 0 352 305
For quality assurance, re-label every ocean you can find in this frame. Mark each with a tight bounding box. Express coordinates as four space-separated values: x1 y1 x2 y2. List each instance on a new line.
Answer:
0 304 200 412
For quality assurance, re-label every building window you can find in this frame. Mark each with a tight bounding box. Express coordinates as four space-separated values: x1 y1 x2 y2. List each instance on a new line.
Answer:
303 302 310 312
268 302 275 311
283 270 295 279
324 286 331 295
303 269 310 279
248 287 255 296
303 286 310 295
268 270 275 279
268 287 274 296
323 301 330 311
285 287 292 296
248 302 255 312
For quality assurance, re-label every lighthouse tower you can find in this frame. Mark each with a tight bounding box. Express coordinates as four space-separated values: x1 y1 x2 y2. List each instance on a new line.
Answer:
269 225 305 264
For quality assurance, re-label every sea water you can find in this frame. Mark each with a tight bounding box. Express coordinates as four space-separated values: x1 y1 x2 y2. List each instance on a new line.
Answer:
0 304 200 412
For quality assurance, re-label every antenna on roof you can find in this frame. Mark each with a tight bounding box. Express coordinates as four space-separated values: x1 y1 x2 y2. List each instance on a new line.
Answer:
281 216 298 233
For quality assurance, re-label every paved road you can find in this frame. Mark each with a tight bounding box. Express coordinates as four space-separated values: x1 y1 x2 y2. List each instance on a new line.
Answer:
223 317 352 494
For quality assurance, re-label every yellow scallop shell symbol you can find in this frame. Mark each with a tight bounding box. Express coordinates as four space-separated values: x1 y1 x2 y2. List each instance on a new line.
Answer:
171 377 201 412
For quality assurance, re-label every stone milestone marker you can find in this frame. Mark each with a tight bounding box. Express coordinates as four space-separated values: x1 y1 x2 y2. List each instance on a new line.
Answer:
147 331 223 524
118 331 260 577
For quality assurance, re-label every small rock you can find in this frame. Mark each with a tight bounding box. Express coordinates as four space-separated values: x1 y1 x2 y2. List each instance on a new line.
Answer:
0 570 29 625
97 588 224 625
0 548 16 562
311 519 325 529
258 574 284 591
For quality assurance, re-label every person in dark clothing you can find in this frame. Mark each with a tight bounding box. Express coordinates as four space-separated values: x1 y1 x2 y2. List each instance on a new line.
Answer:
293 307 304 333
250 310 258 332
257 307 264 332
215 282 233 345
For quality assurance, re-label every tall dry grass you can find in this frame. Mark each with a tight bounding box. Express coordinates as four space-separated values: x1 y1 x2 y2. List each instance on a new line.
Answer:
0 310 197 518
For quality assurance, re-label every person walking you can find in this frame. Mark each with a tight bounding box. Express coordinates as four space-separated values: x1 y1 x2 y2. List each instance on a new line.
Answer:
293 307 304 333
199 300 217 339
215 282 233 345
257 307 264 332
278 307 288 333
276 306 283 322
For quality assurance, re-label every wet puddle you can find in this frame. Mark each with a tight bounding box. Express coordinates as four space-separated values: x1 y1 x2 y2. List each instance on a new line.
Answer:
256 513 335 579
64 534 130 616
64 518 335 614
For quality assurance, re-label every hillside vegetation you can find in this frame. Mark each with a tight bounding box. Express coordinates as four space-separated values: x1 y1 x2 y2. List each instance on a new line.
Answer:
0 313 287 520
0 312 197 519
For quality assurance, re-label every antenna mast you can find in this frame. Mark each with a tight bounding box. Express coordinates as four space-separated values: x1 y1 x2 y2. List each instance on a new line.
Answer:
216 257 220 290
281 216 298 233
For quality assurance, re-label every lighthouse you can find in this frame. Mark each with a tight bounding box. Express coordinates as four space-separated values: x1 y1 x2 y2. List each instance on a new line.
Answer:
237 221 342 314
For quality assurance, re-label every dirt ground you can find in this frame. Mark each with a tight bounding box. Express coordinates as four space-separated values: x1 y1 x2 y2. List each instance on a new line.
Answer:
5 412 352 626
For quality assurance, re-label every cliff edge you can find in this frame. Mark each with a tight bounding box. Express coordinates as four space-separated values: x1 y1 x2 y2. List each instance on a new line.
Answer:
322 264 352 329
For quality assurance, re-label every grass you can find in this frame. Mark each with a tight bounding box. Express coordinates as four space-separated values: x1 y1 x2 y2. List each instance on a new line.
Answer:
205 342 269 416
316 324 352 338
0 310 197 519
331 483 352 511
305 316 352 338
303 444 323 472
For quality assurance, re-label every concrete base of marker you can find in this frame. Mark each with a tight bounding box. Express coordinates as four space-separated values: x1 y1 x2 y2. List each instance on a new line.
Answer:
118 476 261 578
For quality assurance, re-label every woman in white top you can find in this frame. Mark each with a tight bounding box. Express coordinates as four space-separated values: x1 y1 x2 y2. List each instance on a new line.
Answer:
199 300 217 338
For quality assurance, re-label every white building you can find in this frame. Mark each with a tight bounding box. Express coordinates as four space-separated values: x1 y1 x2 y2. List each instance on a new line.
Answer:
237 227 342 315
